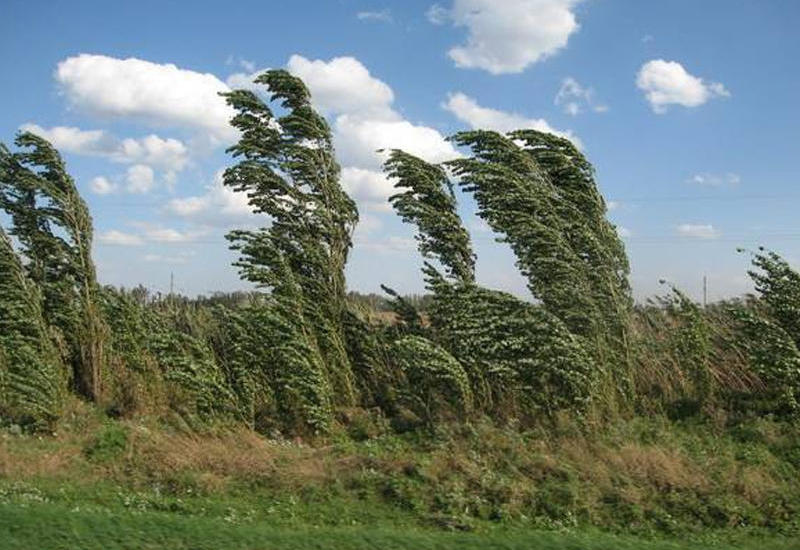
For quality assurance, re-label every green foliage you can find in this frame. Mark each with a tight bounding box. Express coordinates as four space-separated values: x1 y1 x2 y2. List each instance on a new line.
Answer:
446 131 632 392
728 305 800 415
5 72 800 442
379 284 426 337
746 248 800 346
0 228 65 429
392 335 473 425
381 148 596 419
84 422 129 462
221 70 359 432
342 306 396 410
384 150 475 283
0 132 106 402
428 277 594 418
657 286 714 406
100 288 237 425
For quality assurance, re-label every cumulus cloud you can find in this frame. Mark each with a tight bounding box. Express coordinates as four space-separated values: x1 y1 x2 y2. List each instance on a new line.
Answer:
125 164 155 194
443 92 579 145
165 170 257 226
284 55 458 212
676 223 720 239
636 60 729 113
430 0 582 74
21 124 189 174
340 167 396 212
89 176 115 195
554 77 607 115
335 114 460 168
224 68 272 94
287 55 396 119
55 54 237 142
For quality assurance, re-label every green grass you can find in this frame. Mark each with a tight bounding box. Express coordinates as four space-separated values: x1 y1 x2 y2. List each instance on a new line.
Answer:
2 501 798 550
2 404 800 549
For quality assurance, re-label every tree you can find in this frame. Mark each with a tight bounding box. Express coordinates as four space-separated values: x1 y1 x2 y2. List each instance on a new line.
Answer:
0 226 65 428
382 149 595 419
447 130 633 398
221 70 359 432
0 133 106 402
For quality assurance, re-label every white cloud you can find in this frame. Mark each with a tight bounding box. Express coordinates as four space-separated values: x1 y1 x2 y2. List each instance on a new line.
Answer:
285 55 458 203
335 114 460 168
117 134 188 172
55 54 237 142
688 173 740 187
89 176 116 195
443 92 579 145
20 124 189 175
354 235 417 253
142 227 203 243
165 170 257 226
636 60 730 114
676 223 720 239
554 77 607 115
98 230 144 246
98 224 209 247
125 164 155 194
431 0 583 74
617 226 631 238
340 167 396 212
426 4 449 25
356 9 392 22
224 69 270 94
142 251 195 265
20 124 111 152
287 55 396 119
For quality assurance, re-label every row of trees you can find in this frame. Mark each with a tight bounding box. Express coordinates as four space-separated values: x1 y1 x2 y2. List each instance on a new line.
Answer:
1 71 798 433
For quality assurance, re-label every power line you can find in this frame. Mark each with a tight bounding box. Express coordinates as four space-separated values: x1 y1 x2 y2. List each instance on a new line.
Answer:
89 193 800 209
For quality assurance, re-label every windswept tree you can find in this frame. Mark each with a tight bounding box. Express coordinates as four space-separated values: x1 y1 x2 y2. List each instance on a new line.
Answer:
0 132 106 402
447 130 633 398
221 70 359 432
0 227 65 428
729 248 800 415
382 149 595 419
384 150 475 284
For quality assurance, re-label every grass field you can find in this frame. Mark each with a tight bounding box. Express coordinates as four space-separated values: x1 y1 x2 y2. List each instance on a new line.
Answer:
3 501 799 550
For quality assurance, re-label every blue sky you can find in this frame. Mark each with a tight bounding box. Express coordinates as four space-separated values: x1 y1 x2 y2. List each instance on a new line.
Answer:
2 0 799 301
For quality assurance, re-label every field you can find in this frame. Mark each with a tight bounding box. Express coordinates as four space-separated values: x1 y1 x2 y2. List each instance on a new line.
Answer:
2 398 800 548
5 503 799 550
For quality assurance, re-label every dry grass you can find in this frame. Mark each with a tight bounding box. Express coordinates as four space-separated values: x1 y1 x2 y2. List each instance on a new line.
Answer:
1 401 797 533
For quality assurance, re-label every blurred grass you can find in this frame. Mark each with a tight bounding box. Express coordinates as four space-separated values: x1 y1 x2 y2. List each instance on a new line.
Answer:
2 501 796 550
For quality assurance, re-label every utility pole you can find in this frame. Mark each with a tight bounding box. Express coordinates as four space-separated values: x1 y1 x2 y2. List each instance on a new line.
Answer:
703 274 707 308
170 271 174 296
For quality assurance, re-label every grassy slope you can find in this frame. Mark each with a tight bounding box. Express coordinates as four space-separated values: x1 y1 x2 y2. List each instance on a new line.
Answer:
1 399 799 548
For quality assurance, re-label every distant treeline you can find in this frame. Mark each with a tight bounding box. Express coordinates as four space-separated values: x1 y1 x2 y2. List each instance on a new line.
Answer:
1 70 798 436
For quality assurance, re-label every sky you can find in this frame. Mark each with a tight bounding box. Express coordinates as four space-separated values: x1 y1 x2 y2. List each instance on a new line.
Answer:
1 0 799 302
